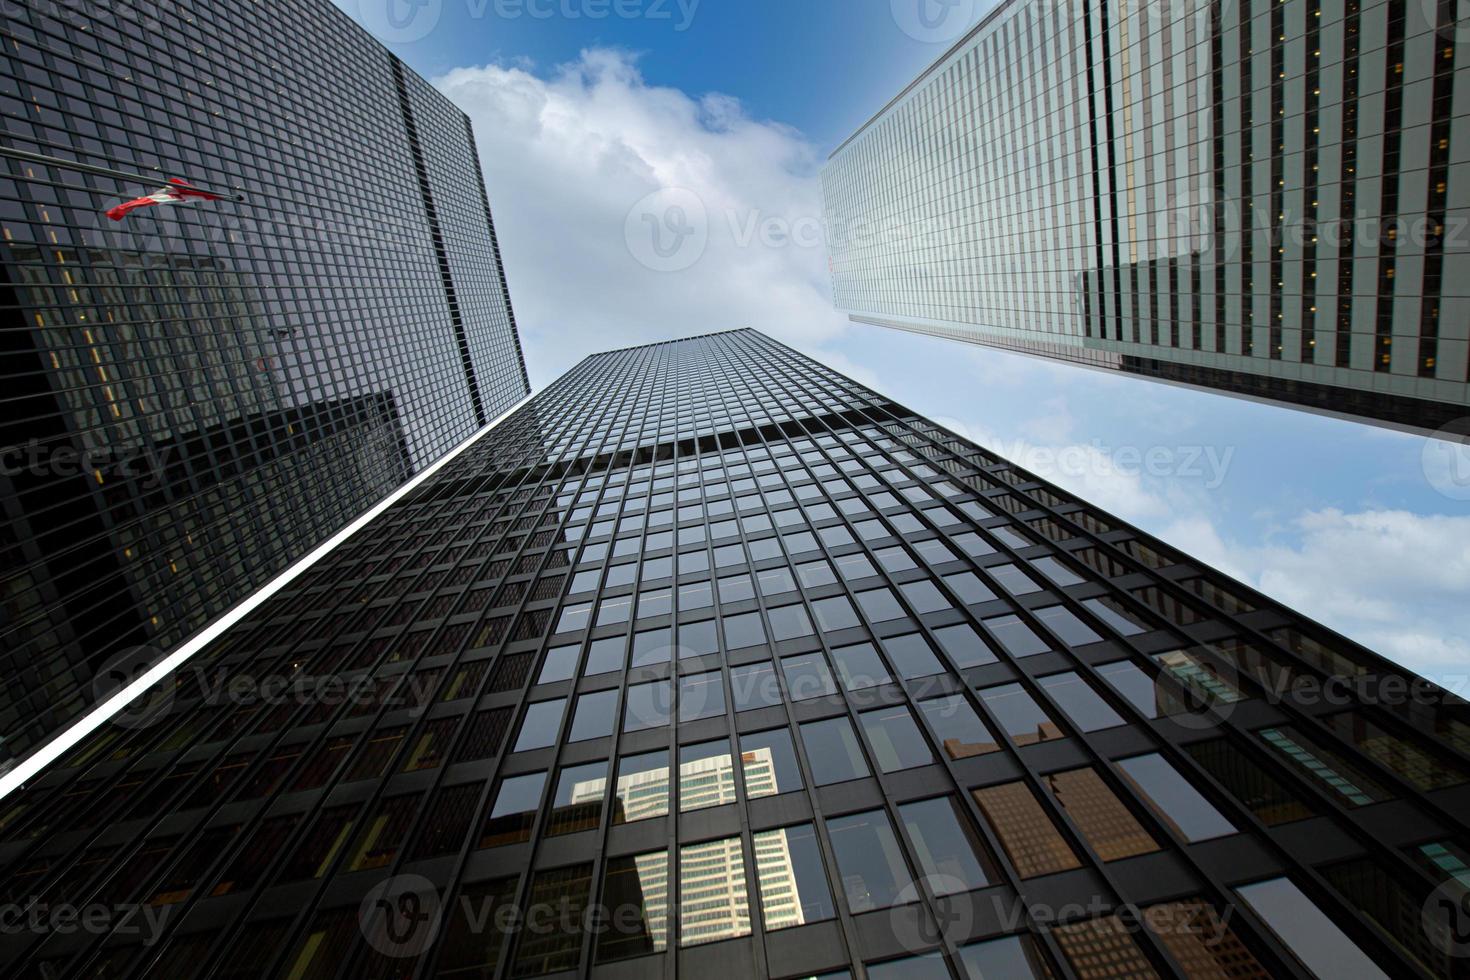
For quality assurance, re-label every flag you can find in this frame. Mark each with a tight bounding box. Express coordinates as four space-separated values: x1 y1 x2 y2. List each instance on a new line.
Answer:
106 178 222 222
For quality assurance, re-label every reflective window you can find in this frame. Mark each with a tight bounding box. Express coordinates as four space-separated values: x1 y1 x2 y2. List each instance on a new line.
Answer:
978 683 1063 746
678 671 725 722
800 717 870 785
482 772 546 848
1116 754 1236 842
624 680 672 732
679 739 737 811
631 628 673 667
678 619 719 658
827 809 913 911
1037 672 1125 732
769 603 816 641
729 661 783 711
1034 606 1101 647
855 587 907 622
512 699 566 752
1235 878 1390 980
898 796 997 892
812 595 862 631
1142 900 1271 979
515 864 594 975
537 645 578 684
944 571 997 605
569 689 618 742
933 624 998 668
918 694 1001 759
740 728 804 798
781 651 839 701
867 953 951 980
1045 767 1160 861
723 612 767 649
859 705 935 772
1183 738 1314 826
1258 726 1393 807
957 935 1054 979
597 851 669 962
753 823 835 930
882 633 946 678
584 637 624 676
613 751 669 823
983 615 1050 657
678 837 751 946
830 642 893 691
548 761 608 836
971 782 1082 878
1052 917 1160 979
900 580 951 614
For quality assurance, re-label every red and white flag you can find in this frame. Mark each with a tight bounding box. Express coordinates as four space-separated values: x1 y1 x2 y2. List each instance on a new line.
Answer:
106 178 222 222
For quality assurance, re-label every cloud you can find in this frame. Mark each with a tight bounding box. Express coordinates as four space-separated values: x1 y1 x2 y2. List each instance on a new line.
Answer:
435 49 849 387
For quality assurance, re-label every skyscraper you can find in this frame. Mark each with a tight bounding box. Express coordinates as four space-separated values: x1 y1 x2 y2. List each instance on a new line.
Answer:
822 1 1469 436
0 0 529 765
0 329 1465 978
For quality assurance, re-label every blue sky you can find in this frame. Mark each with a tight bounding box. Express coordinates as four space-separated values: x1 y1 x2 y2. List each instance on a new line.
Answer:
334 0 1470 688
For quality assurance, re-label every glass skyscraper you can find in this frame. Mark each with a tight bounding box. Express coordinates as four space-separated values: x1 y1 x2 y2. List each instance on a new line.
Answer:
823 0 1469 436
0 329 1465 979
0 0 529 765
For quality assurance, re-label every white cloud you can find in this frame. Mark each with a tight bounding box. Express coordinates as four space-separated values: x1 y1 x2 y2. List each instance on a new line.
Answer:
435 49 849 387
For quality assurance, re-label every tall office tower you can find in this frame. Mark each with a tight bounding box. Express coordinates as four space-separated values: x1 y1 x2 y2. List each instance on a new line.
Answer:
823 1 1470 436
0 0 530 765
0 329 1466 979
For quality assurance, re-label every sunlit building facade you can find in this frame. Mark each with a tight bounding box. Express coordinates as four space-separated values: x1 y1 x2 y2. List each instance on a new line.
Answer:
0 0 529 765
822 0 1470 435
0 330 1467 978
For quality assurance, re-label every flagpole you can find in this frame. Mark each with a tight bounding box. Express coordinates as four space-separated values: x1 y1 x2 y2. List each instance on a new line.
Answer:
0 145 245 201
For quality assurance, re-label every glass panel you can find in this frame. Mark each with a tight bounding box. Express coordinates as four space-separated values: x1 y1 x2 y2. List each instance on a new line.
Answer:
729 661 783 710
1142 900 1271 979
898 796 998 893
548 761 609 837
631 628 673 667
753 823 836 930
781 652 839 701
1321 711 1470 792
956 934 1054 979
831 643 893 691
1116 754 1236 842
1034 606 1101 646
513 864 593 977
1182 738 1314 826
482 772 545 848
933 624 998 668
859 705 935 772
918 694 1002 759
723 612 767 649
984 615 1050 657
537 645 578 684
971 782 1082 878
624 680 672 732
1037 673 1124 732
678 837 751 946
597 851 669 962
867 953 951 980
1235 878 1390 980
883 633 946 678
827 809 913 912
1051 917 1160 979
812 595 862 631
740 728 803 798
1257 725 1393 807
613 751 669 824
1045 768 1160 861
800 717 870 785
679 740 737 811
678 672 726 722
512 699 566 752
768 603 816 641
584 637 624 676
569 690 618 742
979 683 1063 746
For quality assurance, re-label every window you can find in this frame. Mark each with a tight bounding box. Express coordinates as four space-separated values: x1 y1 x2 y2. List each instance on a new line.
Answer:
1034 606 1101 646
1097 659 1165 718
1051 917 1160 979
855 587 906 622
932 624 998 669
569 689 618 742
917 694 1001 759
740 728 804 798
753 824 835 930
613 751 669 823
670 670 721 722
548 761 608 836
1235 878 1390 980
597 851 669 962
1084 597 1149 636
512 699 566 752
1116 754 1236 842
812 595 862 631
1045 768 1160 861
898 796 998 892
983 615 1050 657
1036 673 1124 732
900 580 950 614
679 739 737 811
978 683 1063 746
624 680 671 732
730 661 783 710
630 627 673 667
859 705 935 772
830 643 892 691
537 645 578 684
1182 738 1314 826
482 772 546 847
957 935 1055 979
1257 725 1393 807
882 634 946 678
1321 711 1469 792
944 571 997 605
867 953 950 980
514 864 594 976
800 717 870 785
678 837 751 946
678 619 719 658
971 782 1082 878
768 603 816 640
781 651 839 701
723 612 767 649
584 637 624 676
826 809 913 911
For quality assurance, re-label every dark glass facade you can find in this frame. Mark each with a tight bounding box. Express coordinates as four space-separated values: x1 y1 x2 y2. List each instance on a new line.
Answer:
0 0 529 764
823 1 1470 436
0 329 1466 978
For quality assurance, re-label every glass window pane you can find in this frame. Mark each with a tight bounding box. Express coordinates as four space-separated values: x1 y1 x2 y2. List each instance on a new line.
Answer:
827 809 912 912
678 619 719 658
867 953 951 980
1045 768 1160 861
979 683 1063 746
730 661 783 711
1051 916 1160 980
514 864 593 976
900 580 950 614
614 751 669 824
723 612 767 650
769 603 816 641
740 728 803 798
1235 878 1390 980
971 782 1082 878
549 761 609 836
1037 673 1125 732
624 680 672 732
597 851 669 962
933 624 998 669
631 628 673 667
1182 738 1315 826
678 837 751 946
812 595 861 631
1142 899 1272 980
585 637 624 676
482 772 546 848
859 705 935 772
538 646 578 684
1116 754 1236 842
679 740 737 811
678 671 725 722
984 615 1050 657
1034 606 1102 647
855 587 906 622
753 823 835 930
781 652 839 701
944 571 997 606
800 717 870 785
1097 659 1163 718
918 694 1002 760
569 690 618 742
513 699 566 752
898 796 997 893
957 935 1053 979
882 633 946 678
830 643 892 691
